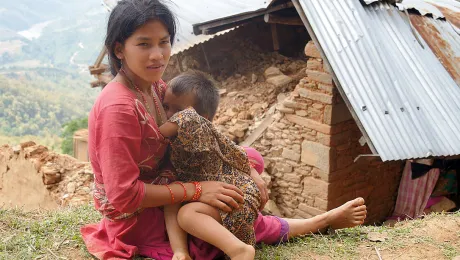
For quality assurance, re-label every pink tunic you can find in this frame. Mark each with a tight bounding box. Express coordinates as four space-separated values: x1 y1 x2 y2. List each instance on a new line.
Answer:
80 81 288 260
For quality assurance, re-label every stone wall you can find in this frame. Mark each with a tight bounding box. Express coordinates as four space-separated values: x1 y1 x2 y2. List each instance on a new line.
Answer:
255 41 405 224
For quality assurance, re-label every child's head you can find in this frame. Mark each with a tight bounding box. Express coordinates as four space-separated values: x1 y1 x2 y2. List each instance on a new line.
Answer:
164 70 220 120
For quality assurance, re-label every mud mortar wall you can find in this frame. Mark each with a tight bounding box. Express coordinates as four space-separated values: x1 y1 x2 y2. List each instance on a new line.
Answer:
252 41 404 224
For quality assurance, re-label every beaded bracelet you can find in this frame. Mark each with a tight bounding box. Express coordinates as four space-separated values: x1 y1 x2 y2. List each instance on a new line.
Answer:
174 181 187 203
164 184 175 204
191 181 202 201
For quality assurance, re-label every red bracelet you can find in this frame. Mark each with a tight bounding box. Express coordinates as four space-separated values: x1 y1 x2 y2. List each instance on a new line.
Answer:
164 184 175 204
174 182 187 203
191 181 202 201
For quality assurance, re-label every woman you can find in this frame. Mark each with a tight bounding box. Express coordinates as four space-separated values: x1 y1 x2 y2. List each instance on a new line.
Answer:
80 1 367 259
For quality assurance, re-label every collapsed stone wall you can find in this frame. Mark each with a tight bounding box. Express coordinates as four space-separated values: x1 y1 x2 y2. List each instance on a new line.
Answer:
253 41 405 224
0 142 93 210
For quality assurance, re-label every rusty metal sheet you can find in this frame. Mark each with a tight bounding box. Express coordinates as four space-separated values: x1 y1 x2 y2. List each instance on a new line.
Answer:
410 14 460 85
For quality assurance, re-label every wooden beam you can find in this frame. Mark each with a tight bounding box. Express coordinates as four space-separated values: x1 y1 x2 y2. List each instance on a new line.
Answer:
89 64 108 75
240 101 280 147
264 13 303 26
271 24 280 51
194 2 294 35
93 47 107 68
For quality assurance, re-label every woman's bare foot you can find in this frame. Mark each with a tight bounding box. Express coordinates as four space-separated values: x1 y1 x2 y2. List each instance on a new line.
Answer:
228 244 255 260
327 197 367 229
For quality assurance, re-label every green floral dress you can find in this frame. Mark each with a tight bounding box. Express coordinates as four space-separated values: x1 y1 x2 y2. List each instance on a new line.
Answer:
168 107 261 246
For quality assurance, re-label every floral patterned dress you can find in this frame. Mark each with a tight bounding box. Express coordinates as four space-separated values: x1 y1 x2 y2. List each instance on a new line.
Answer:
168 107 261 246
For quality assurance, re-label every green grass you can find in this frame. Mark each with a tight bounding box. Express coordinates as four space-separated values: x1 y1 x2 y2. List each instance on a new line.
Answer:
0 205 100 259
0 205 459 260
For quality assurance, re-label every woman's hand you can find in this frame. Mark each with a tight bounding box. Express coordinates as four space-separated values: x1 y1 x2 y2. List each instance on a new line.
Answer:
199 181 244 212
250 168 269 211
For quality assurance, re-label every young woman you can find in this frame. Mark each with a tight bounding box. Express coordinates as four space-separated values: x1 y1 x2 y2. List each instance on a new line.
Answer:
80 1 367 259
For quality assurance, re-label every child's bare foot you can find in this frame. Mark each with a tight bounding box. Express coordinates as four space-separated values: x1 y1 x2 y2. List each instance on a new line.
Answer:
228 244 255 260
327 197 367 229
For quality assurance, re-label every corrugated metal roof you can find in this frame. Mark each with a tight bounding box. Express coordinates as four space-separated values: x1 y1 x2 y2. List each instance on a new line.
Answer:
296 0 460 161
409 14 460 85
103 0 270 55
363 0 460 20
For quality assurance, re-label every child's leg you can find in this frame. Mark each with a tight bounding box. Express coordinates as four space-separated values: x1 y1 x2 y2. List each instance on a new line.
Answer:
286 197 366 238
177 202 255 260
254 198 367 244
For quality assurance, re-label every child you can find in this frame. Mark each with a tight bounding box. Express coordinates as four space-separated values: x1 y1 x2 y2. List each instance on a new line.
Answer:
159 71 260 260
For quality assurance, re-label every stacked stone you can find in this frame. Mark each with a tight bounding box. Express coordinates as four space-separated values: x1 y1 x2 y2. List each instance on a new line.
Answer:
254 41 404 223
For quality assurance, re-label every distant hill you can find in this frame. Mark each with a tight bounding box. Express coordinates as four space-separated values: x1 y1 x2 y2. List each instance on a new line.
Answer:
0 0 107 138
0 0 108 70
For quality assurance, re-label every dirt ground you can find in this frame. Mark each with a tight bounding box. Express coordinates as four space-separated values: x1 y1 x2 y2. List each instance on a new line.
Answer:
257 212 460 260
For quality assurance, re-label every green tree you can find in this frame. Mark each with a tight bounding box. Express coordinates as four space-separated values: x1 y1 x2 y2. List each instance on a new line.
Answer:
60 117 88 155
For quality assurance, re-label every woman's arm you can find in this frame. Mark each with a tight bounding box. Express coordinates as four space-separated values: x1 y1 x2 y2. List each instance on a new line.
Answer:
140 181 244 212
96 102 245 212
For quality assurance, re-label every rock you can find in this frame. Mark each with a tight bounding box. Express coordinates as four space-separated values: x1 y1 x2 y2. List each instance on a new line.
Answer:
367 232 388 242
25 145 48 157
264 66 282 78
277 106 295 114
20 141 36 149
307 59 322 71
229 126 246 138
250 103 263 111
225 108 238 117
282 148 301 162
227 91 238 98
219 89 227 96
251 74 258 84
260 171 272 188
295 110 308 117
214 115 231 125
237 111 252 120
277 93 288 103
283 99 300 109
305 69 333 85
305 41 322 58
67 182 77 194
267 75 293 87
298 88 333 104
12 145 21 154
262 200 282 217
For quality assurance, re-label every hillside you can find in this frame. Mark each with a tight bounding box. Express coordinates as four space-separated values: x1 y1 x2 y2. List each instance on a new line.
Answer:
0 0 106 145
0 0 107 70
0 72 97 137
0 206 458 259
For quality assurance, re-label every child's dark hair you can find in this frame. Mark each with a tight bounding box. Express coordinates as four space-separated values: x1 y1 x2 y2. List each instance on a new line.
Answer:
169 71 220 120
105 0 177 75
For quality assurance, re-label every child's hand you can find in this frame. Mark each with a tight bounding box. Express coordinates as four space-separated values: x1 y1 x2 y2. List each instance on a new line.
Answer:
159 121 179 137
172 252 192 260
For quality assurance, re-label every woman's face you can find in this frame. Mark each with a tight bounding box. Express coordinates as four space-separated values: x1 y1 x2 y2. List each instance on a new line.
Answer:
116 20 172 84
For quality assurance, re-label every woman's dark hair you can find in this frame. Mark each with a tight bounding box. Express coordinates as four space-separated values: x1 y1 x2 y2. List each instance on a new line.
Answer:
105 0 177 75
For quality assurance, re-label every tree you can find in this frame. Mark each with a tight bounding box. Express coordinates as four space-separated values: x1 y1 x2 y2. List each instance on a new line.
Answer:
60 117 88 155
